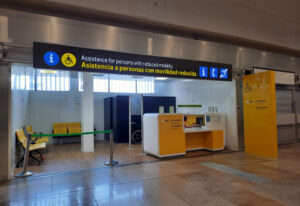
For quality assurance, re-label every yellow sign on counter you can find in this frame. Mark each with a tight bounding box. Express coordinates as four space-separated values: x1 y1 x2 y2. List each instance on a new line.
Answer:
158 114 185 156
243 71 278 158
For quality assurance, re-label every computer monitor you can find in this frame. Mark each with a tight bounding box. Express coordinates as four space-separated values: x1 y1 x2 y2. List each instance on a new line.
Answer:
196 116 204 127
184 114 205 128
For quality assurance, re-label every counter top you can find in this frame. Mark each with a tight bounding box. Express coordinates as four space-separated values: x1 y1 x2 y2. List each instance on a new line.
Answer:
184 128 219 133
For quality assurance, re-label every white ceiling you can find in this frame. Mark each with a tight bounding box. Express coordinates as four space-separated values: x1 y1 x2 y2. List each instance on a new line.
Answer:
225 0 300 25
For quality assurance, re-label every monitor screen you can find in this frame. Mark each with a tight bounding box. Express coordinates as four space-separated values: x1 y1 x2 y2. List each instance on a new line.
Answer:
206 115 211 122
196 117 203 126
184 114 205 128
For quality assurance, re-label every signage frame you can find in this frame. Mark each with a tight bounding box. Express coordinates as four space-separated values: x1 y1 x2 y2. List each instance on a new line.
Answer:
33 42 232 81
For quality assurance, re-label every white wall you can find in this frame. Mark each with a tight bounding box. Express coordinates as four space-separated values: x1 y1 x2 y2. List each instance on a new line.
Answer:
25 79 169 142
28 92 114 141
168 79 238 151
28 91 81 142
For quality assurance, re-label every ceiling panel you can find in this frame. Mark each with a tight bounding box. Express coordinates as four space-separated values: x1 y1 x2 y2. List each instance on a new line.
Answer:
226 0 300 25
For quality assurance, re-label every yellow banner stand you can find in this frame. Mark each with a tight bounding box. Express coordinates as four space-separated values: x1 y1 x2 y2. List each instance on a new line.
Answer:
243 71 278 158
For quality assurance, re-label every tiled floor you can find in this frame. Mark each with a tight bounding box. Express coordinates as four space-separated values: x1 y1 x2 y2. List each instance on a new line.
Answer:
2 143 300 206
14 140 229 177
14 141 156 176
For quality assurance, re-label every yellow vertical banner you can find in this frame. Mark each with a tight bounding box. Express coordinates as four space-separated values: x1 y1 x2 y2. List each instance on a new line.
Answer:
243 71 278 158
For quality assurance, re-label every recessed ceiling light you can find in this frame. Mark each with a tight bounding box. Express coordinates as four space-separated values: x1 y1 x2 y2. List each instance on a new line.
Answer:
182 79 194 82
94 74 104 77
40 70 57 74
131 76 144 79
155 77 169 80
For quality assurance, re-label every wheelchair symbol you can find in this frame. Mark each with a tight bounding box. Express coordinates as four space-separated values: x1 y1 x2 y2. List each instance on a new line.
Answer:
61 53 76 67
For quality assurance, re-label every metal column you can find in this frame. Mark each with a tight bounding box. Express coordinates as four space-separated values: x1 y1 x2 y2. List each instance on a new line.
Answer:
105 131 118 166
140 94 146 155
128 96 133 150
292 88 298 141
16 134 34 177
0 64 11 181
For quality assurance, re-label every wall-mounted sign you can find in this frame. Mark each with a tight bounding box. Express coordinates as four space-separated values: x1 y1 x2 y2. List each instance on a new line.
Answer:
33 42 232 81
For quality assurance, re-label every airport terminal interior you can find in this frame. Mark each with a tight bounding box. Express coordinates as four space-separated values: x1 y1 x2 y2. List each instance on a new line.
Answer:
11 64 236 176
1 1 300 206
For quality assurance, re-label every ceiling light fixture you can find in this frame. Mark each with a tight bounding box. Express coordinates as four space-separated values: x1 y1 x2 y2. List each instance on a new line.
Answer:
40 70 57 74
131 76 144 79
182 79 194 82
155 77 169 80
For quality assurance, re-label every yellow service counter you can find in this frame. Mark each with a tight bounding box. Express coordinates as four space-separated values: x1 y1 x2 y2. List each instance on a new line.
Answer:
143 113 224 158
143 113 186 157
184 128 224 151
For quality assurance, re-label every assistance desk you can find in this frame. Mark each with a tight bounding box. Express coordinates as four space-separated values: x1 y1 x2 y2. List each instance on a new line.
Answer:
184 128 224 151
144 113 225 158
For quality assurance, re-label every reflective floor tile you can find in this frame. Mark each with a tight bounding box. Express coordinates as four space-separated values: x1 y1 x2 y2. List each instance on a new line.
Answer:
3 178 53 202
0 196 52 206
52 190 98 206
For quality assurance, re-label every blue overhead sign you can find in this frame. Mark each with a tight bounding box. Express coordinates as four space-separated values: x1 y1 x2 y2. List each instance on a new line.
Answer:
34 42 232 81
220 68 228 79
210 67 218 78
199 66 208 78
44 51 59 66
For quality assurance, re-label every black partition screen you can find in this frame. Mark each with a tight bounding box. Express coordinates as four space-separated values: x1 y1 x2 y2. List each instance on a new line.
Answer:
104 95 176 143
104 96 129 143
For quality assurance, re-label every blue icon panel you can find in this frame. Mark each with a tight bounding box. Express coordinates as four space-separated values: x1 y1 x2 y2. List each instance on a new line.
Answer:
210 67 218 78
199 66 208 77
44 51 59 66
220 68 228 79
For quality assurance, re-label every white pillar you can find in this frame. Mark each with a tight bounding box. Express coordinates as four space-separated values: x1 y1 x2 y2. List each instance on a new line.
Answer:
81 73 94 152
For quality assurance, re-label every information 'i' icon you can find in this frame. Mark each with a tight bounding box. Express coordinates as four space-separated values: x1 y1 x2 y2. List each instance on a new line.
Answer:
44 51 59 66
199 66 208 77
